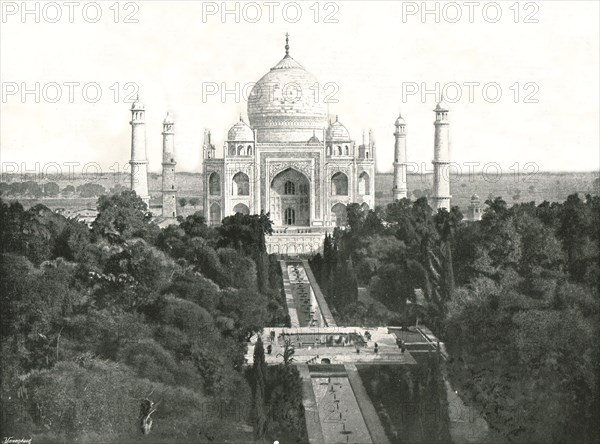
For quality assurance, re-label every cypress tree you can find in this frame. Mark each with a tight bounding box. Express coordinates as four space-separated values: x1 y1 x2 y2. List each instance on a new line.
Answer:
252 336 267 438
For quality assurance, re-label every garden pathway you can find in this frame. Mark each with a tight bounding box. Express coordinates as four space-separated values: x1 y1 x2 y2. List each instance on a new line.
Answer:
248 261 488 444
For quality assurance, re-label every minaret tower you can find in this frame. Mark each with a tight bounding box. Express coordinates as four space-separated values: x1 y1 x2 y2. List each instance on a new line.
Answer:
393 114 408 200
203 129 215 159
431 98 451 211
161 112 177 218
129 96 150 207
369 129 376 160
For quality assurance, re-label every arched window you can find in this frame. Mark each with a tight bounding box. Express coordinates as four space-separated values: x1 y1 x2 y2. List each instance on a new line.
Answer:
337 145 342 156
233 203 250 215
284 180 295 195
209 172 221 195
229 145 236 156
331 203 347 227
326 146 331 156
247 145 252 156
284 207 295 225
237 145 244 156
210 202 221 225
358 172 370 195
331 172 348 196
232 172 250 196
345 145 349 155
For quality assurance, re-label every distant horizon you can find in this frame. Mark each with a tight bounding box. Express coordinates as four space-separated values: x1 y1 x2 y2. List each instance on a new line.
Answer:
1 169 599 180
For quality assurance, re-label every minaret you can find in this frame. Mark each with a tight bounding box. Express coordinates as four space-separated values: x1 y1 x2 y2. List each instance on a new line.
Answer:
369 129 376 160
203 129 215 159
393 114 408 200
431 98 451 211
161 112 177 218
361 131 371 159
129 96 150 207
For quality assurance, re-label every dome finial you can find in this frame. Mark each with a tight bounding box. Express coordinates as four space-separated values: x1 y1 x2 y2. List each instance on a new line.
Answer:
285 32 290 56
163 111 174 124
335 114 339 122
435 94 449 112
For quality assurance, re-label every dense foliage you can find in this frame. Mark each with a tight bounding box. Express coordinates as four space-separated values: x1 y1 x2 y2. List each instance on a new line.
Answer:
358 354 451 444
445 195 599 443
0 192 293 443
311 199 460 329
315 194 599 443
248 337 306 443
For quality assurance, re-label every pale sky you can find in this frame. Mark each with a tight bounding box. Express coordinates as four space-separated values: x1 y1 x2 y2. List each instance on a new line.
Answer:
1 0 599 177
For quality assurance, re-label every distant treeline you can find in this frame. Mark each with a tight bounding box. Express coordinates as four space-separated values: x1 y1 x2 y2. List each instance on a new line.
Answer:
3 171 598 210
0 181 126 198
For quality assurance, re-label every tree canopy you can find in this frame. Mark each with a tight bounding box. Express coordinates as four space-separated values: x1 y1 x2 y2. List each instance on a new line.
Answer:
312 193 599 443
0 197 293 443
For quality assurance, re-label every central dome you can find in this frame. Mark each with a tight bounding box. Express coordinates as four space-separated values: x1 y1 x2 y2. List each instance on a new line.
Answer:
247 51 328 139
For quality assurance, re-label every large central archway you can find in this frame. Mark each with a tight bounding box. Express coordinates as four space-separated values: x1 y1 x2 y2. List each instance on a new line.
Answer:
270 168 310 226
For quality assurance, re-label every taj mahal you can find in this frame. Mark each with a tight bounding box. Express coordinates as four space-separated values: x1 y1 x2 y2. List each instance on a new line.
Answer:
127 35 453 255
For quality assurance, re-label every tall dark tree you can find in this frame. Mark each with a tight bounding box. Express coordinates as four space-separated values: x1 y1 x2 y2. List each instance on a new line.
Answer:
432 206 463 305
1 200 54 264
252 336 267 438
92 190 156 243
178 212 213 239
218 212 273 293
346 203 365 233
558 194 593 281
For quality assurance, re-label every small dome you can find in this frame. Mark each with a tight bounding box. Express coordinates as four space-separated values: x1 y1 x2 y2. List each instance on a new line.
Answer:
395 114 406 126
435 97 449 112
228 117 254 141
326 117 350 141
307 134 320 144
163 112 174 124
131 96 144 110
